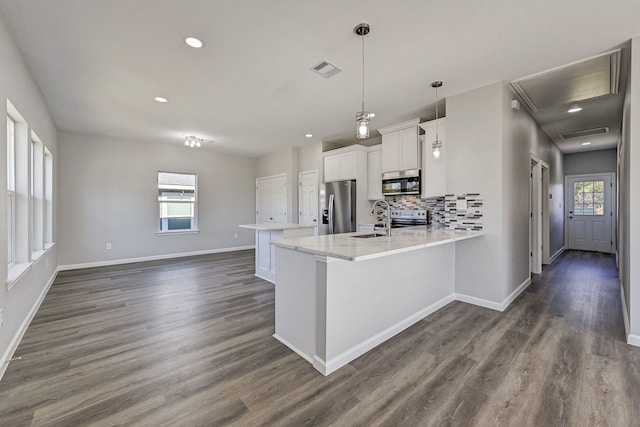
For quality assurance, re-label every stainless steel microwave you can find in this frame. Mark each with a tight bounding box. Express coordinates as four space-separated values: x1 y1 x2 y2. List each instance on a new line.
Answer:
382 169 421 196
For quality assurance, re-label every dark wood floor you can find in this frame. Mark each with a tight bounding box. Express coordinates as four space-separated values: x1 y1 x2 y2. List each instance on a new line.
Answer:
0 249 638 426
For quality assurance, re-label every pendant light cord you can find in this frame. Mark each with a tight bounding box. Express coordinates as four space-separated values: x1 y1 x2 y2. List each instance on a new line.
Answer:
435 85 439 140
361 32 365 113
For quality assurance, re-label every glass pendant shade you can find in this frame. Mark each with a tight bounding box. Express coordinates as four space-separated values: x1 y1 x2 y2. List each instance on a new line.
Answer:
356 112 370 139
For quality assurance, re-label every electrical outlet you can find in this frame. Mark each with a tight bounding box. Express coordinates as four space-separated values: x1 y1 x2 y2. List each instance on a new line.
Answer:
106 243 112 250
234 233 238 239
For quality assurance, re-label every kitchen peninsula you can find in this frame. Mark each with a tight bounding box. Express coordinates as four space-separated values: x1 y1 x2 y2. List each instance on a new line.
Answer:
239 223 316 283
271 227 482 375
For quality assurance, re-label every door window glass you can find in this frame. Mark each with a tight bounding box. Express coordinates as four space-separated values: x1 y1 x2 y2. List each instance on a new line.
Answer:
574 180 604 215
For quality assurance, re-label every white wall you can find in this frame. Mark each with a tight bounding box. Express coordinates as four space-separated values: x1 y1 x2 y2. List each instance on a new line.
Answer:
621 36 640 342
502 85 564 295
256 146 299 223
564 149 617 176
57 131 257 266
0 13 59 373
447 81 564 306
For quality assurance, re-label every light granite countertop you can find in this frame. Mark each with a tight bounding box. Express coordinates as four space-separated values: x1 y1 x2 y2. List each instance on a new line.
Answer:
239 223 317 231
271 226 483 261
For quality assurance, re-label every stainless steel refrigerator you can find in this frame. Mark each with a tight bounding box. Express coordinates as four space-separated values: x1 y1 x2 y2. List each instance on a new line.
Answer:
321 180 356 234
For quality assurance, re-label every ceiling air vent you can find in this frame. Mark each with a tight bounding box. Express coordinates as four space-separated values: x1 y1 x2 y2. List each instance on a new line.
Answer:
559 126 610 140
311 60 342 78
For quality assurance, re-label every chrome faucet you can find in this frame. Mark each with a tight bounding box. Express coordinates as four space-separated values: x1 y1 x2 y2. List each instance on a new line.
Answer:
370 199 391 237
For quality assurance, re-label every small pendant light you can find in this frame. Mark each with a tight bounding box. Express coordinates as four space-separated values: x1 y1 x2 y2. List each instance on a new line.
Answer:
355 23 375 139
431 81 443 159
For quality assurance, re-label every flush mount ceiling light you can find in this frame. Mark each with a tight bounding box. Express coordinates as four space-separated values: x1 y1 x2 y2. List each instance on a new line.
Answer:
431 81 443 159
568 106 583 113
305 133 313 138
184 135 212 148
354 23 375 139
185 37 203 48
154 96 168 103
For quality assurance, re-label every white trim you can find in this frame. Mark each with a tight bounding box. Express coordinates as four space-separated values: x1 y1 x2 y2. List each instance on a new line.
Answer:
315 293 455 376
155 230 200 236
455 293 503 311
455 276 532 312
0 268 57 381
628 335 640 347
273 334 314 364
6 262 33 289
500 277 532 311
549 246 565 264
57 245 255 271
621 284 630 339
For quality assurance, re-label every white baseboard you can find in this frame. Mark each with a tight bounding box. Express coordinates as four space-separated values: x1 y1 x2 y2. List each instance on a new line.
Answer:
549 246 565 264
455 276 531 313
628 334 640 347
620 284 630 338
314 293 456 376
500 277 532 311
273 334 314 364
57 245 255 271
0 269 57 381
455 293 503 311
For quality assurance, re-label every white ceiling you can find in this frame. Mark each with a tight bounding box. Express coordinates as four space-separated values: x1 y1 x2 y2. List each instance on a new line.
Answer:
1 0 639 157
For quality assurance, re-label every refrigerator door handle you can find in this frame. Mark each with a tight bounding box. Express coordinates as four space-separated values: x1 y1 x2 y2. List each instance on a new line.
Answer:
328 194 335 234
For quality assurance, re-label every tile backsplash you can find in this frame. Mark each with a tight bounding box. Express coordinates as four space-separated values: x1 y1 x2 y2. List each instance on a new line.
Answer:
444 194 483 231
381 194 483 231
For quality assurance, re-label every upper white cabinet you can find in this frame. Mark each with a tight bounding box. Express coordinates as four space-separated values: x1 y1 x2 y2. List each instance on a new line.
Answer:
322 145 370 226
378 118 421 173
367 146 383 200
324 151 357 182
420 118 446 197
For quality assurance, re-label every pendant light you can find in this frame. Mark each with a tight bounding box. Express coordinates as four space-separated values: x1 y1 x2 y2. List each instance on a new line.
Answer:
355 23 375 139
431 81 443 159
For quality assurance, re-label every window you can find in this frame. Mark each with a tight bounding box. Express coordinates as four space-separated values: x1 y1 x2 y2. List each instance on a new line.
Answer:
31 135 44 254
44 149 53 246
158 172 197 232
574 180 605 215
7 116 15 265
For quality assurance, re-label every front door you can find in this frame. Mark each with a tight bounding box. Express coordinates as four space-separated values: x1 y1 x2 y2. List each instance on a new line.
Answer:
566 173 614 253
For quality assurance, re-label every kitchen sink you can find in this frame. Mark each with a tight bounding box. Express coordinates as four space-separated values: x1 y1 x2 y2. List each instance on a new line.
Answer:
352 233 386 239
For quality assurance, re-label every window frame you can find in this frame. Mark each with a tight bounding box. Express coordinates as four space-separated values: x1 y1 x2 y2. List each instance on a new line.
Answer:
157 171 199 234
7 116 15 266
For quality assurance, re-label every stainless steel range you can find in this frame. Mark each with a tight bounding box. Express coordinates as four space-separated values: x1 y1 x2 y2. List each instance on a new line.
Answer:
390 209 428 228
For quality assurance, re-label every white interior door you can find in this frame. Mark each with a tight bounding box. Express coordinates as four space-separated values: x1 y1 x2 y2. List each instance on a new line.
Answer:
256 174 287 223
298 170 318 231
566 173 614 253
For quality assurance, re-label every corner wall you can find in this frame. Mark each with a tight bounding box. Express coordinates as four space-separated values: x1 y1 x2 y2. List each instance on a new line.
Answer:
57 132 257 267
621 36 640 342
447 81 563 307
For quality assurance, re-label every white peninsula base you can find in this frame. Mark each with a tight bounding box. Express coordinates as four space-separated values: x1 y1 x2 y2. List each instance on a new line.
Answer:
274 242 456 375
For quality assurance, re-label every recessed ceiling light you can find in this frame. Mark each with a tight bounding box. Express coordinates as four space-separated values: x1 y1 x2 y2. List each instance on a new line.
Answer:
581 142 592 146
568 106 582 113
185 37 203 48
154 96 168 103
305 133 313 138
